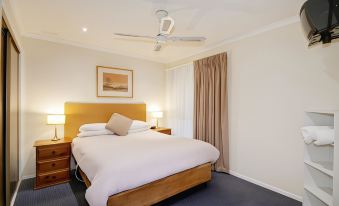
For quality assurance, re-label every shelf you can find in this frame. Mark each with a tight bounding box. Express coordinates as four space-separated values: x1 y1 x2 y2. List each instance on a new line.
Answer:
303 111 337 206
304 185 333 206
304 160 334 177
305 109 337 115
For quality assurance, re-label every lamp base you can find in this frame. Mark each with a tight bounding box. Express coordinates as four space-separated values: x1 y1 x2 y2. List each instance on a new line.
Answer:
51 136 60 141
51 125 60 141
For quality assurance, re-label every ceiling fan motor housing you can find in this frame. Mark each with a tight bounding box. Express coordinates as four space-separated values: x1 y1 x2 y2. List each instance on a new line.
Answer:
156 34 167 43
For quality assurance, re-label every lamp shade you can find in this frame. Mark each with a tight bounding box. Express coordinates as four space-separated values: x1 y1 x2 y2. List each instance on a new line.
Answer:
152 111 163 118
47 114 65 125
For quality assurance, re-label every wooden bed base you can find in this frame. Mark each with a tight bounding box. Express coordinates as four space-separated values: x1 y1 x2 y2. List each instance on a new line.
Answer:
79 163 212 206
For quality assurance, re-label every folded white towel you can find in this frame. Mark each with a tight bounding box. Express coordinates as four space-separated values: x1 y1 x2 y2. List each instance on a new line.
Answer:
300 126 333 144
314 129 334 146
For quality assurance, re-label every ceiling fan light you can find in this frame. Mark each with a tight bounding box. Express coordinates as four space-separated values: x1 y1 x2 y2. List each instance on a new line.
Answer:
162 20 171 31
160 16 174 35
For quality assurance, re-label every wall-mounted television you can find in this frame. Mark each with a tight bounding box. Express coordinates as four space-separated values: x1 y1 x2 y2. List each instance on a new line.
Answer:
300 0 339 46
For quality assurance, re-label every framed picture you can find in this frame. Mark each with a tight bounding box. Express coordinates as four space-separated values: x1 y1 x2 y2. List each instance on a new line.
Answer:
97 66 133 98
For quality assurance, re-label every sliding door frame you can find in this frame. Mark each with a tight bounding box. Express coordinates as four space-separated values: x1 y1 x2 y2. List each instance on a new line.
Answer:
4 23 20 205
0 8 21 205
0 12 4 206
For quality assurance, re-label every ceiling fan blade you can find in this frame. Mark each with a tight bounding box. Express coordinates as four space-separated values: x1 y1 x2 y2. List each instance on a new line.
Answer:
154 42 162 51
168 36 206 42
114 33 155 40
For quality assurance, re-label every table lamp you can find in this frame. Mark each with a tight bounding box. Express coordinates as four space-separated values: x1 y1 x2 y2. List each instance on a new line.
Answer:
47 114 65 141
152 111 163 128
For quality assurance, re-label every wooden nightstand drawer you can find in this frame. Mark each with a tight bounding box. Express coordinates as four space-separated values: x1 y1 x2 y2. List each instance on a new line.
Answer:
38 158 70 173
36 170 70 188
37 145 70 161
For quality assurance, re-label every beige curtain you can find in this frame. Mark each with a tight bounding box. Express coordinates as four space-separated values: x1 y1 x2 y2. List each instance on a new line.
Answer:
193 52 229 173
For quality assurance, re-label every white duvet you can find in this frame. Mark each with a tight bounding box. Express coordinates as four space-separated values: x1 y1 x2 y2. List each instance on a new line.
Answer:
72 130 220 206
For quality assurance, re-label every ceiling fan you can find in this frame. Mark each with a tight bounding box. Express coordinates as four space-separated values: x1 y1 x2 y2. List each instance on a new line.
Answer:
114 10 207 51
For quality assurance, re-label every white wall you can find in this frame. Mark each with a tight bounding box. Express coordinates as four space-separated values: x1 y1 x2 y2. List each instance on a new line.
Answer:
167 22 339 199
21 37 166 177
20 21 339 199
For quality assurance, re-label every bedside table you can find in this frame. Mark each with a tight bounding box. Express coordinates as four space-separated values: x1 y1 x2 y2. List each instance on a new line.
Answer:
33 138 72 189
152 127 171 135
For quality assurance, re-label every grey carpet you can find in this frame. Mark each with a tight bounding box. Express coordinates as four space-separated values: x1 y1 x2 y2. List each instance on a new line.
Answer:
14 171 301 206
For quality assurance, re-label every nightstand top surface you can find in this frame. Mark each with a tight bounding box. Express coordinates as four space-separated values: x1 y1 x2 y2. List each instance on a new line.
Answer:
33 137 72 147
151 127 171 131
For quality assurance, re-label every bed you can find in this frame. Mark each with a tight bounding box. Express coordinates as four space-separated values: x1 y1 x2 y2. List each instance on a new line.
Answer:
64 103 219 206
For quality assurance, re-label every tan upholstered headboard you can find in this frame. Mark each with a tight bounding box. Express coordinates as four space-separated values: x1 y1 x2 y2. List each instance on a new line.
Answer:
64 103 146 139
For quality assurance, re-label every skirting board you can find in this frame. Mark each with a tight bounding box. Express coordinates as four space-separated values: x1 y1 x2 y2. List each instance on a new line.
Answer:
21 174 35 180
229 170 303 202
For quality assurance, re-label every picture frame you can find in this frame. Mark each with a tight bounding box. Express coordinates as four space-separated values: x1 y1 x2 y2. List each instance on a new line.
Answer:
97 66 133 98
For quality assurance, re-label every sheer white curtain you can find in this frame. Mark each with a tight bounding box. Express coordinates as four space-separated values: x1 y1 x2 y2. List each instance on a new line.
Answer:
166 63 194 138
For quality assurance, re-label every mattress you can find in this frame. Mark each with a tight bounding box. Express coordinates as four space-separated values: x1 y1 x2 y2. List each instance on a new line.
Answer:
72 130 219 206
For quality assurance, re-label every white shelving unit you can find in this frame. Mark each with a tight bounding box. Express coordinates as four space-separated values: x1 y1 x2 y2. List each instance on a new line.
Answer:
303 110 339 206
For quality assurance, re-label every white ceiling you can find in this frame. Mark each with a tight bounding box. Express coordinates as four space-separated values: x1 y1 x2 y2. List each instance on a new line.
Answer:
11 0 305 63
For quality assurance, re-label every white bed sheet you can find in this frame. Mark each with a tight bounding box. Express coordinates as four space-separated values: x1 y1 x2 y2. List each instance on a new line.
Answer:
72 130 219 206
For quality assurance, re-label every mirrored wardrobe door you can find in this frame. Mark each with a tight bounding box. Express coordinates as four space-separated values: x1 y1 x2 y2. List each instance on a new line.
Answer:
0 20 4 206
2 20 20 205
6 33 19 202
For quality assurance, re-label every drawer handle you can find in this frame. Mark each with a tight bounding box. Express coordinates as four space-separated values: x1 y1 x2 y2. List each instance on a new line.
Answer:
51 163 56 167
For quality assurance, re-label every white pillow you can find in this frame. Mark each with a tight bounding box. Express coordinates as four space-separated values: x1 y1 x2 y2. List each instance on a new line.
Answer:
78 129 113 137
79 123 106 132
130 120 150 130
128 127 150 134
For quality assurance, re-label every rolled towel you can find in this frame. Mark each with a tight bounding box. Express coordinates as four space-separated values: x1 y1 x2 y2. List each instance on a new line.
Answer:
300 126 333 144
314 129 334 146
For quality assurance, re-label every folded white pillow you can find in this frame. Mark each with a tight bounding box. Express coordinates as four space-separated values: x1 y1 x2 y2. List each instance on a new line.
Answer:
300 126 334 144
130 120 150 130
78 120 150 137
78 129 113 137
128 126 150 134
79 120 149 132
79 123 106 132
